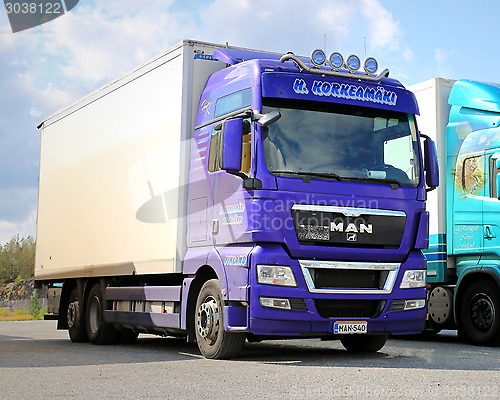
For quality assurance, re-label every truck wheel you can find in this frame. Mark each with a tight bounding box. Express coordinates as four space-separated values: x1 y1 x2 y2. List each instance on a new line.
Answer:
67 287 88 342
86 284 118 345
194 279 245 359
340 334 388 352
459 280 500 346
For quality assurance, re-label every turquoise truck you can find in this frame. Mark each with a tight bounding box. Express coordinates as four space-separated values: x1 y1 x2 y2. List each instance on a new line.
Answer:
411 78 500 345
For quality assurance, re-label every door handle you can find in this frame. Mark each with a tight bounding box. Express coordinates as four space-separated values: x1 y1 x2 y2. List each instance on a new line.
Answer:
212 219 219 235
484 225 496 239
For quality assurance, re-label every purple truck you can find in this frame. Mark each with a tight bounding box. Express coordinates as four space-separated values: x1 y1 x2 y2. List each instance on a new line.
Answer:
36 40 438 359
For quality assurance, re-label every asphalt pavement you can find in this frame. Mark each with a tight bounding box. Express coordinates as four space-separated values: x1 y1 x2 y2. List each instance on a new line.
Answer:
0 320 499 399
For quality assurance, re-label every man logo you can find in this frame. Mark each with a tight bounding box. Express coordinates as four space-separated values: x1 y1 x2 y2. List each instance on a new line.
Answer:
4 0 79 33
330 221 373 234
347 233 357 242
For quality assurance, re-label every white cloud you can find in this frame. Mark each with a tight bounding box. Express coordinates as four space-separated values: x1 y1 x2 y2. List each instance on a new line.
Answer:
40 2 189 82
401 46 415 62
4 0 409 93
0 211 37 246
360 0 400 51
0 188 37 245
198 0 355 53
194 0 410 63
435 48 455 64
434 48 456 78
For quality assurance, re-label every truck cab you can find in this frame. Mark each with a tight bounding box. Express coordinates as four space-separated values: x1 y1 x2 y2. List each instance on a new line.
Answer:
184 48 436 356
413 78 500 346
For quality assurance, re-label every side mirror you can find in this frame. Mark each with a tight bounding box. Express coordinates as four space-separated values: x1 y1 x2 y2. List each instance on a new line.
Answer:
424 137 439 191
254 110 281 127
220 118 243 172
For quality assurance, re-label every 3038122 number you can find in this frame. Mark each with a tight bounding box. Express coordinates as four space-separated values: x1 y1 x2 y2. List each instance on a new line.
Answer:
5 2 62 14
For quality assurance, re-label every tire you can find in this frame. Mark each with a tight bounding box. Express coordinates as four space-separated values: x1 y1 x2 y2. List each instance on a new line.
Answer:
67 286 88 342
86 284 118 345
194 279 245 359
459 280 500 346
340 334 388 353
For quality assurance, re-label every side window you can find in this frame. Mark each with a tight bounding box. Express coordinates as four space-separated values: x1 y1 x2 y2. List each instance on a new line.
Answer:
241 119 252 175
459 155 485 195
208 88 253 174
214 88 252 118
208 129 220 173
208 118 252 174
384 136 415 179
373 116 418 183
489 153 500 198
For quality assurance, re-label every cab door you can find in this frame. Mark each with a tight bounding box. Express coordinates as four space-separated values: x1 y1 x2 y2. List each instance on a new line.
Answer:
452 152 485 256
209 117 253 247
482 150 500 256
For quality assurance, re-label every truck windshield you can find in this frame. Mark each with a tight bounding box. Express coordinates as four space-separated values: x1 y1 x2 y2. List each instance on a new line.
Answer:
262 99 421 187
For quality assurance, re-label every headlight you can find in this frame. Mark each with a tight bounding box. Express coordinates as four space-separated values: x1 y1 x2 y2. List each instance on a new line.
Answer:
257 265 297 287
400 269 426 289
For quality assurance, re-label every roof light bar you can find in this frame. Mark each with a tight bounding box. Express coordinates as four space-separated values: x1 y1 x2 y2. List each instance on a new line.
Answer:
279 50 388 81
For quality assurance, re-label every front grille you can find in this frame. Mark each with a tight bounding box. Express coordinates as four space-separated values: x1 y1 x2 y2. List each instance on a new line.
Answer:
311 268 389 290
314 299 386 319
300 260 399 294
292 205 406 249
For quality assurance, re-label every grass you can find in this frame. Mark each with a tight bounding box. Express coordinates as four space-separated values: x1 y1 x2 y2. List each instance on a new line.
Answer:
0 306 47 321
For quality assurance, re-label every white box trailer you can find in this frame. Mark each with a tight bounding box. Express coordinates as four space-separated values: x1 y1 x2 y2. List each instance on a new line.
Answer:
409 78 455 242
35 40 224 280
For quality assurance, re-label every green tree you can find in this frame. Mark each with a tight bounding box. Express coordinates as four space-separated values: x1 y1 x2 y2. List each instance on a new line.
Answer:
29 289 42 319
0 235 36 285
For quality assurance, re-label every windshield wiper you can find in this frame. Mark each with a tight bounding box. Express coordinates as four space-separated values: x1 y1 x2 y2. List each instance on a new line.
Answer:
271 170 403 187
347 176 402 187
271 170 343 181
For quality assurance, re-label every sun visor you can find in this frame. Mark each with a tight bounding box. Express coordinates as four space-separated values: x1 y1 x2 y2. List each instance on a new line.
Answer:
213 48 284 65
449 80 500 113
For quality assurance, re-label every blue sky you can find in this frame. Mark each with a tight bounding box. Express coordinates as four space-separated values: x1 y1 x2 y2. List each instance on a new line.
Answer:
0 0 499 245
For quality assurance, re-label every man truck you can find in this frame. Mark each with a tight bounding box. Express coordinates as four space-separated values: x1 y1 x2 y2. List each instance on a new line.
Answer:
412 78 500 345
35 40 438 359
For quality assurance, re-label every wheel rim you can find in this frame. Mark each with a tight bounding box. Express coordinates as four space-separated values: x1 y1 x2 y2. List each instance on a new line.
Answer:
470 293 495 332
88 295 101 335
196 295 220 344
67 300 79 328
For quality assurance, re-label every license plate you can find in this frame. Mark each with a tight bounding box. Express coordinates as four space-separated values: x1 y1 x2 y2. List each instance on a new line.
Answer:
334 321 367 334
